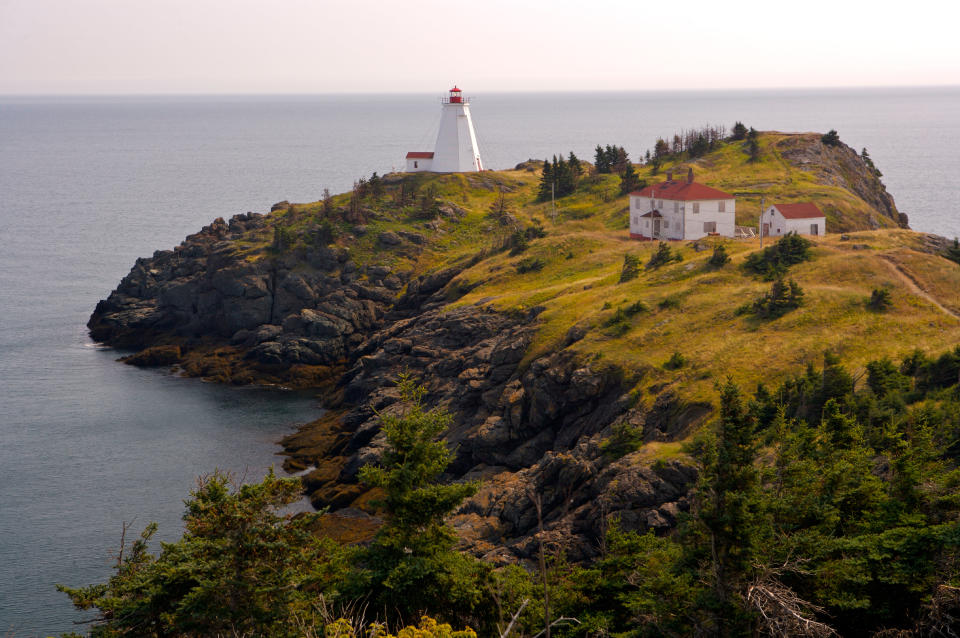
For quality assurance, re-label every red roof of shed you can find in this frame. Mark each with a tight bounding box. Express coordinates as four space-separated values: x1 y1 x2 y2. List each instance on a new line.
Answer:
406 151 434 159
630 180 734 201
774 203 824 219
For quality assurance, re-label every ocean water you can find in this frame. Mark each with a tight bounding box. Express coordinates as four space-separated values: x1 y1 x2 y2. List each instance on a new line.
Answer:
1 88 959 634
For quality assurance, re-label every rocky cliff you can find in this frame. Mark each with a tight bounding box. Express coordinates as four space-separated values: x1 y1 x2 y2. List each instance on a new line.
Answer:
90 133 927 561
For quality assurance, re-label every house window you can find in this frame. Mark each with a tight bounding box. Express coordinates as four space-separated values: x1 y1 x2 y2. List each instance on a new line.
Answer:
645 220 650 228
673 201 679 213
810 223 819 235
718 201 726 213
664 220 670 228
703 221 716 233
657 199 663 209
633 216 638 225
693 202 700 214
414 161 418 169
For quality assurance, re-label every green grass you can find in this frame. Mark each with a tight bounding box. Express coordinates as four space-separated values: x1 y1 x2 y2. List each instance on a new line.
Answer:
229 133 957 428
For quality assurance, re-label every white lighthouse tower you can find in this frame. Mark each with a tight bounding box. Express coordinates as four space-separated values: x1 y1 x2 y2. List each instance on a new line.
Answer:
405 86 483 173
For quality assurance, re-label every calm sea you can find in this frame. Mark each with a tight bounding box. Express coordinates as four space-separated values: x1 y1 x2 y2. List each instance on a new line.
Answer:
1 88 959 634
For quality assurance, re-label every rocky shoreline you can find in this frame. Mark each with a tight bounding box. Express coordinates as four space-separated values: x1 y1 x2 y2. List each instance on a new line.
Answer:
88 206 705 561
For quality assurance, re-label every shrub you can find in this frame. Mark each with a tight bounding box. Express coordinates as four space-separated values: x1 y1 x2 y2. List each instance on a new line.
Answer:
620 253 641 282
516 256 545 274
658 295 682 310
744 232 812 279
750 278 805 318
707 244 730 268
868 287 892 311
944 238 960 266
646 242 682 269
664 351 687 370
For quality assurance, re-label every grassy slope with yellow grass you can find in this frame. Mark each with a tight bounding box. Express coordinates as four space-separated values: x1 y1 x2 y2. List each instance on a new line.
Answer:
222 130 952 413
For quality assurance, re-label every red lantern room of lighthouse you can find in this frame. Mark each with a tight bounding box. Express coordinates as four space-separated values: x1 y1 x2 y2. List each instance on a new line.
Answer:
445 86 464 104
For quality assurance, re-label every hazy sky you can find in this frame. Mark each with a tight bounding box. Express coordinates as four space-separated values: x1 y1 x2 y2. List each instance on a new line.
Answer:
1 0 957 94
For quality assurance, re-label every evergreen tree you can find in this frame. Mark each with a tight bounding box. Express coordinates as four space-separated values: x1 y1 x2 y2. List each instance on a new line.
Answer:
594 144 609 173
568 151 582 180
746 128 760 162
356 375 485 625
538 159 554 201
821 129 841 146
555 155 575 196
618 161 643 195
58 471 348 637
693 381 764 635
731 121 748 141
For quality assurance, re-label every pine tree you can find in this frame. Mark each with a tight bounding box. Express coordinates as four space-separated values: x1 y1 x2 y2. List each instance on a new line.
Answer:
693 380 764 635
538 159 554 201
356 375 484 623
594 144 609 173
731 121 748 141
568 151 582 181
618 161 643 195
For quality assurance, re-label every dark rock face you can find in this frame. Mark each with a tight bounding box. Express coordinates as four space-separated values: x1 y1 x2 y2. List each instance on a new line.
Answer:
88 212 401 371
90 211 705 563
776 133 904 228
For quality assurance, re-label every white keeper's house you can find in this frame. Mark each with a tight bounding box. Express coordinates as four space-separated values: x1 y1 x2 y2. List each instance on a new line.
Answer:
762 203 826 237
629 168 736 240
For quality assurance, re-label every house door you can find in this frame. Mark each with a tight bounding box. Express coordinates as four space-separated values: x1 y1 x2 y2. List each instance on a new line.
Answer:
810 223 819 235
762 223 770 237
653 219 661 238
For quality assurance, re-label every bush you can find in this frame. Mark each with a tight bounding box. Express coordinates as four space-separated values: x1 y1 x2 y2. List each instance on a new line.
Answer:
944 238 960 266
707 244 730 268
744 232 812 279
868 287 892 311
658 295 681 310
821 129 841 146
620 253 641 282
750 278 805 318
664 351 687 370
516 256 545 273
647 242 682 269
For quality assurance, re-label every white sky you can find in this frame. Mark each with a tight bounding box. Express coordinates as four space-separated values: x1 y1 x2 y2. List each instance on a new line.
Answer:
1 0 958 94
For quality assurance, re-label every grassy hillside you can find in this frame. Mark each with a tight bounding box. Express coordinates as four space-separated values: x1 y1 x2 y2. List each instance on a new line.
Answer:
232 131 958 418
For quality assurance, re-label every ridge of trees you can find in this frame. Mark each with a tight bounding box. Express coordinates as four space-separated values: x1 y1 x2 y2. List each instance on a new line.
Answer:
59 347 960 637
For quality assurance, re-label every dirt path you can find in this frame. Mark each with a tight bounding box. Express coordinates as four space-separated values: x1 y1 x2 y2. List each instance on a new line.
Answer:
880 254 960 320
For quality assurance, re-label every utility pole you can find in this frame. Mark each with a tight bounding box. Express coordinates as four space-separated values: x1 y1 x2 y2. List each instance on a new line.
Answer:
759 196 765 248
551 182 557 223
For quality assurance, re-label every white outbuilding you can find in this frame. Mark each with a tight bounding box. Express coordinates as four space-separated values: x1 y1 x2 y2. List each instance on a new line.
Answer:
405 87 483 173
629 169 736 240
762 203 826 237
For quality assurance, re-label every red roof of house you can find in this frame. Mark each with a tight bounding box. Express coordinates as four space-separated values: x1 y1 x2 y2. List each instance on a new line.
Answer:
774 203 824 219
630 180 734 201
406 151 434 159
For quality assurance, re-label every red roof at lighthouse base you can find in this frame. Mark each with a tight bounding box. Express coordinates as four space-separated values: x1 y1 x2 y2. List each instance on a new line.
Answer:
406 151 434 159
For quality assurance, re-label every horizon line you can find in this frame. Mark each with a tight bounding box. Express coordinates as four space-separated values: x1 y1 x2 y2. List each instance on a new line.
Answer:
2 83 959 99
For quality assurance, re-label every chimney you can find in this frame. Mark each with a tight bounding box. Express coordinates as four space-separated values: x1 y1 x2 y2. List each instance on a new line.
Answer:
666 169 673 182
687 167 694 184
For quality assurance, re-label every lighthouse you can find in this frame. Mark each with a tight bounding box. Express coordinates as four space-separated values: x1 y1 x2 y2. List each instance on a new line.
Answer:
405 87 483 173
